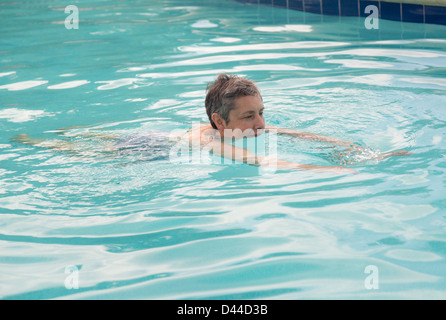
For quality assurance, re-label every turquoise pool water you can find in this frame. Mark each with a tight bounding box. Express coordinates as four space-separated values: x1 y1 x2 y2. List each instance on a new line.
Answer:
1 0 446 299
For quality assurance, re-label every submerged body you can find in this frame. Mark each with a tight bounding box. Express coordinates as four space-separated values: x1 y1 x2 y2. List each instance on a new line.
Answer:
10 75 411 171
11 120 410 171
114 130 173 161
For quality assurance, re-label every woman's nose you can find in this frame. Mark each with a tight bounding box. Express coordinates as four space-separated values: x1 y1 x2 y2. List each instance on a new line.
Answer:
255 114 265 129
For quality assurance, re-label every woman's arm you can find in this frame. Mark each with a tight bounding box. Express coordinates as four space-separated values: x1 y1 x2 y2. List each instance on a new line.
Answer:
264 125 412 159
264 125 354 147
203 138 357 174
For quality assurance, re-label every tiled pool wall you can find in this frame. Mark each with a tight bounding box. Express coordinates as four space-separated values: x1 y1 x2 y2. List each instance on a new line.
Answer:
234 0 446 25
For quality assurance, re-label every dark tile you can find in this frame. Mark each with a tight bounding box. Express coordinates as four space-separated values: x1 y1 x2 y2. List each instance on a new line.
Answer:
425 5 446 26
259 0 273 6
304 0 322 14
402 3 424 23
340 0 359 16
380 1 402 22
235 0 258 4
289 0 304 11
322 0 340 16
274 0 288 8
359 0 380 17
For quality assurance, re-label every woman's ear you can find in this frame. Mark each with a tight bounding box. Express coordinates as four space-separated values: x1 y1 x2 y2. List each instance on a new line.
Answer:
211 113 226 130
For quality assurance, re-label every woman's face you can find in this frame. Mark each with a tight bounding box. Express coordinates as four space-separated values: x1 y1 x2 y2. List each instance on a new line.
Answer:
216 95 265 139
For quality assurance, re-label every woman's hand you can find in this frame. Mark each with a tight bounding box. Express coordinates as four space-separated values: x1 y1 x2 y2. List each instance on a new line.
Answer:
261 158 358 175
305 164 358 175
382 150 413 158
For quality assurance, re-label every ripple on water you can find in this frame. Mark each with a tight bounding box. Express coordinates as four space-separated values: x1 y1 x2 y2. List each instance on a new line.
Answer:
1 0 445 300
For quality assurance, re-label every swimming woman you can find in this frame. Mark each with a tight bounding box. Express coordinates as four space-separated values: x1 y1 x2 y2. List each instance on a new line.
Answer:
11 73 411 172
181 73 411 174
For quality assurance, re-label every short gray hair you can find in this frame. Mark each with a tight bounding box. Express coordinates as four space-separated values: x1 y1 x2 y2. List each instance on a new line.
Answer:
205 74 262 129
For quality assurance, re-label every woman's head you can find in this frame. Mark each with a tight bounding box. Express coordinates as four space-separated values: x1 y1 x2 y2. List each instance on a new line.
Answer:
205 74 265 138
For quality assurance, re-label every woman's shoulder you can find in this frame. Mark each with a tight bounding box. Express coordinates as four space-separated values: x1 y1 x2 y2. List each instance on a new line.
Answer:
181 123 216 142
188 123 213 134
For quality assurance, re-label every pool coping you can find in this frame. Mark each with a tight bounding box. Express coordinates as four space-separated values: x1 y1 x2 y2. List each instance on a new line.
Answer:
233 0 446 26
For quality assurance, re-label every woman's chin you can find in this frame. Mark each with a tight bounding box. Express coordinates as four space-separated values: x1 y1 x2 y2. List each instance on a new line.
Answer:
255 129 265 137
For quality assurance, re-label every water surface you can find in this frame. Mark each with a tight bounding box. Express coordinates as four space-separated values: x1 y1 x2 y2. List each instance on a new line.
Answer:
1 0 446 299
